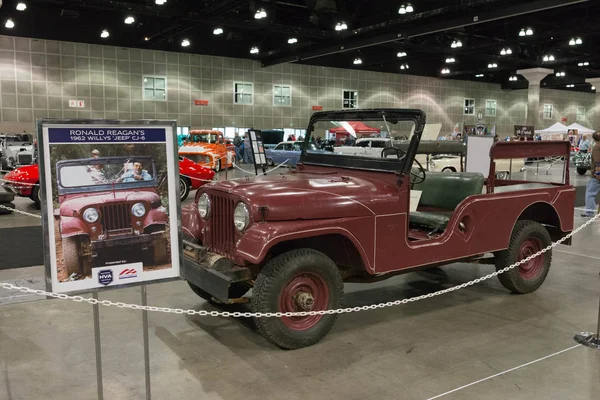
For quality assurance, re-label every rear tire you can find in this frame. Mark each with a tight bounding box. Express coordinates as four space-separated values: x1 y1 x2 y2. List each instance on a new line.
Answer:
267 158 274 166
494 220 552 294
577 167 587 176
0 202 15 214
179 177 191 202
31 185 41 209
251 249 343 349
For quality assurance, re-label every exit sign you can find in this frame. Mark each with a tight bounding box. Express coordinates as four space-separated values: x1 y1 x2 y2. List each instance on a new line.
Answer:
312 105 323 111
195 100 209 106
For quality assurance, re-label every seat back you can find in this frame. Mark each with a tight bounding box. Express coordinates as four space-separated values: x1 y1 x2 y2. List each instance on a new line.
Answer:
413 171 484 210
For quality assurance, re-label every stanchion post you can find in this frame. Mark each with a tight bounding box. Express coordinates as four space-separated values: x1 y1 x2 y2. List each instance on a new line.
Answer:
92 292 104 400
141 285 152 400
574 292 600 350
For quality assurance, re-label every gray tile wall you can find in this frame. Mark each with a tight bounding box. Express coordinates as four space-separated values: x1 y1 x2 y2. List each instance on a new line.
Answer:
0 35 596 137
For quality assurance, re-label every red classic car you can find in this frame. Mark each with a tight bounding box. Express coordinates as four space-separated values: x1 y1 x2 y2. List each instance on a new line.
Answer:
181 109 575 349
2 156 214 208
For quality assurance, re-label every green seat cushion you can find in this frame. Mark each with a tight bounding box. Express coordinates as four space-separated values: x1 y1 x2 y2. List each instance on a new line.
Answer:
410 211 452 231
413 171 484 210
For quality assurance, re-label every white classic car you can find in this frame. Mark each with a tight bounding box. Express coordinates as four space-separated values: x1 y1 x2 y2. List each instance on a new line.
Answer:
335 138 392 158
0 139 34 170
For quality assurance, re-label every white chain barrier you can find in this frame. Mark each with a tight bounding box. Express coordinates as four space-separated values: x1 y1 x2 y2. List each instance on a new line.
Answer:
0 207 598 318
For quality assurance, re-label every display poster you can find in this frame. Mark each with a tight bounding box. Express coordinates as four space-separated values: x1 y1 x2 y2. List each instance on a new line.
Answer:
465 135 495 179
464 123 496 137
514 125 534 138
38 120 181 294
248 129 267 174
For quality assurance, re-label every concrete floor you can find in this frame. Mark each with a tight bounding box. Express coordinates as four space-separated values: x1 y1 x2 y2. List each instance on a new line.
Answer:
1 161 599 399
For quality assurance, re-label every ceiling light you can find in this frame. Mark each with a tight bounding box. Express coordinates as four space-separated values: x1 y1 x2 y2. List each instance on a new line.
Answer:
397 51 407 57
399 5 406 14
335 22 348 31
555 72 565 77
5 19 15 29
250 46 259 54
576 37 582 45
100 29 109 38
500 48 506 56
456 40 462 48
144 36 150 41
500 48 512 55
353 57 362 65
125 16 135 24
526 27 533 36
406 3 414 12
16 2 27 11
509 76 518 81
441 68 450 74
475 74 484 78
450 40 462 49
569 38 576 46
578 61 589 67
592 86 596 91
566 84 574 88
254 8 267 19
155 0 166 4
213 28 223 35
181 39 190 47
543 54 554 62
400 64 409 70
519 29 526 37
445 57 455 63
288 37 298 44
487 63 497 68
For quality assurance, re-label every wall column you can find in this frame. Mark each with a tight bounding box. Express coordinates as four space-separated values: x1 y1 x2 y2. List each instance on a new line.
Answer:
585 77 600 130
517 68 553 129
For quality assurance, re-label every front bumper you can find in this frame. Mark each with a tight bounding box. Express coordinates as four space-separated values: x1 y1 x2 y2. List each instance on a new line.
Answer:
182 240 252 303
2 182 31 197
91 231 164 250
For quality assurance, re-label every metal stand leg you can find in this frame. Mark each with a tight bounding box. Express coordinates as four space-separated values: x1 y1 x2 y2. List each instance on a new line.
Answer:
141 286 152 400
92 292 104 400
574 294 600 349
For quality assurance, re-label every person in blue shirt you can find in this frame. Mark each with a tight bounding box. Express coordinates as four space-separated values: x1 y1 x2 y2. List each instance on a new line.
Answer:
579 135 591 153
117 162 152 183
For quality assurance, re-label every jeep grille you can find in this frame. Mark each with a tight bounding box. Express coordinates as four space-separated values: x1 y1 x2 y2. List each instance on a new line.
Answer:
206 193 235 255
100 204 131 232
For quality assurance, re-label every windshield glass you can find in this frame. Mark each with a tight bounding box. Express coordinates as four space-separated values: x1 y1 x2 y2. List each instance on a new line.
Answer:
59 160 155 188
306 118 415 163
191 133 220 144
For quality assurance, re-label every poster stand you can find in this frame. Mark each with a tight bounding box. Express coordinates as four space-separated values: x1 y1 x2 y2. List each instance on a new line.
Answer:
247 129 268 176
92 292 104 400
574 286 600 350
141 285 152 400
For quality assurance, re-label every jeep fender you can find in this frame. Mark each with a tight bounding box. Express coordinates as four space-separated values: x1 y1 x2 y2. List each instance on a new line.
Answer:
143 208 168 230
235 219 373 270
60 216 89 238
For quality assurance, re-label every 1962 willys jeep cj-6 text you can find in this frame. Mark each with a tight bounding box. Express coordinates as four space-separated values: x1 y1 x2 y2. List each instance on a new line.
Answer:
182 109 575 349
57 156 169 278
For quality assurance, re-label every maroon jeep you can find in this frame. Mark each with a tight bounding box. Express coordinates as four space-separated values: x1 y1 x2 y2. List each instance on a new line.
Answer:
182 109 575 349
56 156 169 278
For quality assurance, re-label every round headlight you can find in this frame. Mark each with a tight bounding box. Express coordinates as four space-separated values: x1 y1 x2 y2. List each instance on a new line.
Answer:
82 208 99 223
198 193 211 219
233 202 250 232
131 203 146 218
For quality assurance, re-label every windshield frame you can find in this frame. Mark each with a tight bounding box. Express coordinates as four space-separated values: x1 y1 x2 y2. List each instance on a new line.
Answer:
56 156 158 195
300 109 425 175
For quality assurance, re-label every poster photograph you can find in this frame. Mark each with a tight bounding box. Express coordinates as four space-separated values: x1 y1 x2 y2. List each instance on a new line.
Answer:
38 121 181 294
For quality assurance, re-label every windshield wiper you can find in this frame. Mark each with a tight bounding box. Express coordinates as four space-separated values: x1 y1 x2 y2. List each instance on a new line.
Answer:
382 113 391 138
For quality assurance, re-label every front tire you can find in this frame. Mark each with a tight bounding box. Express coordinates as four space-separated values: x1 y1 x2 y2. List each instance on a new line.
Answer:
63 236 92 277
494 220 552 294
179 177 191 202
577 167 587 176
150 236 169 265
251 249 343 349
31 185 41 209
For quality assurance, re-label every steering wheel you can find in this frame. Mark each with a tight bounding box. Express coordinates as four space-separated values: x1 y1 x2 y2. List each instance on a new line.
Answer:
381 147 407 161
410 158 426 186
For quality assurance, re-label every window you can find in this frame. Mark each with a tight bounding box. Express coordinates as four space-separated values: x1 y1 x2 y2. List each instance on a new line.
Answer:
275 143 293 151
274 85 291 107
143 76 167 101
343 90 358 109
464 99 475 115
577 106 586 121
485 100 497 117
543 104 553 119
234 82 253 105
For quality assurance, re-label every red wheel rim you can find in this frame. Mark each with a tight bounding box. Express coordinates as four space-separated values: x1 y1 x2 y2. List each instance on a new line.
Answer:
279 272 330 330
518 238 543 279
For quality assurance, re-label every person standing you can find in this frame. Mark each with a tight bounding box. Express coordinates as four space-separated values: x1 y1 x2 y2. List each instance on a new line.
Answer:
243 132 254 165
582 131 600 217
233 133 243 162
579 135 591 153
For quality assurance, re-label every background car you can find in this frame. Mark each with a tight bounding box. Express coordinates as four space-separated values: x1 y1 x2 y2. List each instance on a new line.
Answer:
335 138 391 158
179 130 235 172
265 141 326 167
178 156 215 201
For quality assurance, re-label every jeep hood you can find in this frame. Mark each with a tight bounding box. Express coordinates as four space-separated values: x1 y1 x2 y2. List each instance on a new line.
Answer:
60 190 160 215
206 171 399 220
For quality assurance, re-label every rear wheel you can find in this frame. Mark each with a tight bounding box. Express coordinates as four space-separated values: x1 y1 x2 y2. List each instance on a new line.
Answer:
31 185 40 209
179 177 191 201
251 249 343 349
496 171 509 180
494 220 552 294
441 167 456 173
267 158 274 166
577 167 587 176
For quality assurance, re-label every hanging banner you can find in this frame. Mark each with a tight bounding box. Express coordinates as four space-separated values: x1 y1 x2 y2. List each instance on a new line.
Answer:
514 125 535 138
37 119 181 294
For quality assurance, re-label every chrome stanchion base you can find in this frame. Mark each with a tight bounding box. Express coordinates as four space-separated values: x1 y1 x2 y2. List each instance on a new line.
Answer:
574 332 600 350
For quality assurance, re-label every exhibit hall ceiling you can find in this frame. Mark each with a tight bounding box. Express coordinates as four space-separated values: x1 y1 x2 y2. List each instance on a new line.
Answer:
0 0 599 91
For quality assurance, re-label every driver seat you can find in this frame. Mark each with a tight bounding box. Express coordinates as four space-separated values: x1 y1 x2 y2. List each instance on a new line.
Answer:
410 171 485 232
